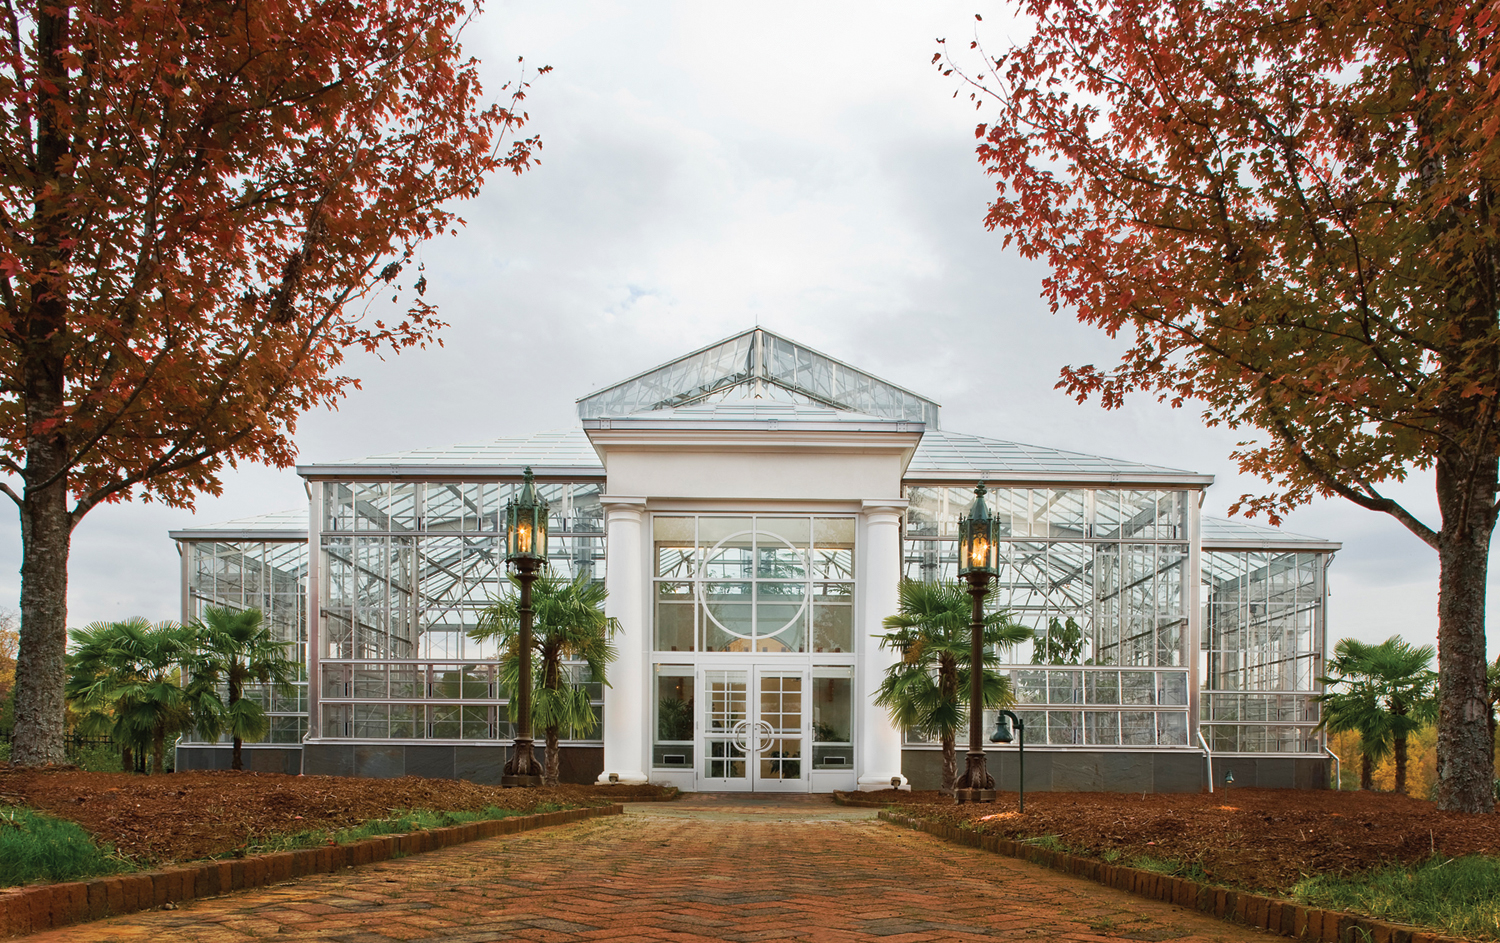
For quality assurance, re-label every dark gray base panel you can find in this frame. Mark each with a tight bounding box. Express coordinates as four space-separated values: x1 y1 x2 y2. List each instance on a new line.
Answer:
175 746 303 776
300 743 605 785
900 749 1330 793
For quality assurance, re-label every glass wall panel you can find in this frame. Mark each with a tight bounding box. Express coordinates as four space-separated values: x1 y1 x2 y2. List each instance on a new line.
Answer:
182 539 310 745
651 515 856 656
904 486 1194 672
1200 550 1327 753
313 478 606 742
812 667 854 770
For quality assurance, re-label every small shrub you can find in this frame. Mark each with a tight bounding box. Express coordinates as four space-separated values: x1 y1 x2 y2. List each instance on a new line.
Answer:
68 741 126 773
0 807 133 887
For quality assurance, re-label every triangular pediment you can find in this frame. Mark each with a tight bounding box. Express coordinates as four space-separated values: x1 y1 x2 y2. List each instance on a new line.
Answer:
575 327 941 427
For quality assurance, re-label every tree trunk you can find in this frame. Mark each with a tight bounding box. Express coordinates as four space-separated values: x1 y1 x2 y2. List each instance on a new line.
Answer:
8 1 75 769
545 724 560 787
1433 452 1498 812
120 746 132 772
1394 732 1408 796
940 732 957 792
940 655 958 792
152 727 164 775
1360 751 1373 791
230 674 243 770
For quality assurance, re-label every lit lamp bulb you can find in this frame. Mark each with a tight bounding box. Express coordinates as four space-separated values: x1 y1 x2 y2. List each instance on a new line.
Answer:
516 523 532 554
970 537 990 568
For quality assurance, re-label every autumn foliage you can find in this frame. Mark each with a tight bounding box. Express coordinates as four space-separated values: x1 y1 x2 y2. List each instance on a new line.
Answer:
946 0 1500 810
1 0 543 764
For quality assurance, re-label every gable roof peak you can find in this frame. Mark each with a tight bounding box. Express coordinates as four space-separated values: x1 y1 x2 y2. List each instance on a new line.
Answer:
575 327 941 427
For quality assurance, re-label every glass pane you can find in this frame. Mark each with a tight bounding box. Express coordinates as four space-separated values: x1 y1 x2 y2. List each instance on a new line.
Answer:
1047 710 1082 745
1121 710 1155 745
702 582 752 652
813 518 856 579
812 585 852 653
1084 711 1119 745
1157 712 1188 745
812 669 853 766
704 670 748 779
654 516 696 578
1121 671 1155 705
1086 671 1119 705
654 582 695 652
1048 670 1082 705
1158 672 1188 706
700 518 754 579
756 582 807 647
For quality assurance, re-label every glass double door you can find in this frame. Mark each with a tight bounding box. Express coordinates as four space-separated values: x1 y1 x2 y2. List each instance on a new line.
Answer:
700 667 808 792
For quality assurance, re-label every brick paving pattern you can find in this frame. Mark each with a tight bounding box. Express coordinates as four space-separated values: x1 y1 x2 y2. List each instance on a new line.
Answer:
26 798 1275 943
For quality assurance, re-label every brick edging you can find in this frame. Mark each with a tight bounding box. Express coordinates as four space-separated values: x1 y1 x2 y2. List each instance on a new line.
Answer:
879 811 1464 943
831 791 891 809
0 803 621 938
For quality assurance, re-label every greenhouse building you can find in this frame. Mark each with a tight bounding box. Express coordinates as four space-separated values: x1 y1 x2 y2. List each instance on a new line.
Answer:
172 328 1340 792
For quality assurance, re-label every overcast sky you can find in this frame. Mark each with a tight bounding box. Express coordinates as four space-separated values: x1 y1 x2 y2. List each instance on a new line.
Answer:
3 1 1490 661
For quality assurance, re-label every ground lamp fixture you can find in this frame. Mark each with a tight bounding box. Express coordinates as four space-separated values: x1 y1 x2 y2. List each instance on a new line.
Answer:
955 482 999 804
502 467 548 787
990 709 1025 813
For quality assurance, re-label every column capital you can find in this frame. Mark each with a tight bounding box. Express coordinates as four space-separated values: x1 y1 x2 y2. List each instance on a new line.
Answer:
600 495 648 517
861 498 908 523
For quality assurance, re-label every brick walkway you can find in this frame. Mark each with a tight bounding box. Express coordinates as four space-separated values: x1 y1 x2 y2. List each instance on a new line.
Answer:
27 798 1276 943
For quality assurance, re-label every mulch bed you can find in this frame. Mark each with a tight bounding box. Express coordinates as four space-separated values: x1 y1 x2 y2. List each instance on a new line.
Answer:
864 787 1500 893
0 766 672 865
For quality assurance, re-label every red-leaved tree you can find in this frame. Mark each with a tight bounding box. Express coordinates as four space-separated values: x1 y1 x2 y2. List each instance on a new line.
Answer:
1 0 544 765
945 0 1499 811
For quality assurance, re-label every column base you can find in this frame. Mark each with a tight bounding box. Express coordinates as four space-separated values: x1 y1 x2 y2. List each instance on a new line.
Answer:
857 773 909 792
595 770 649 786
954 788 997 804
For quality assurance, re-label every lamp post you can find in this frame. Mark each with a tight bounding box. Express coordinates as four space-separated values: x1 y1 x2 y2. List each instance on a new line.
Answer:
955 482 998 804
502 467 548 788
990 709 1026 813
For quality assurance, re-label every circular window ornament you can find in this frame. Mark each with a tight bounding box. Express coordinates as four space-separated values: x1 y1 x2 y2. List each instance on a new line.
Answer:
697 529 808 641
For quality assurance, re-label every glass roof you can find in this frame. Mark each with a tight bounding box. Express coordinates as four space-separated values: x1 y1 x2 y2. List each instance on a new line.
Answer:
296 429 606 478
907 430 1212 484
1201 514 1340 550
576 327 941 427
170 507 309 540
598 398 912 427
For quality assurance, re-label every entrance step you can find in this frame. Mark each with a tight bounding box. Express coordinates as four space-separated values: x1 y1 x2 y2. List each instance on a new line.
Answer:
622 791 877 822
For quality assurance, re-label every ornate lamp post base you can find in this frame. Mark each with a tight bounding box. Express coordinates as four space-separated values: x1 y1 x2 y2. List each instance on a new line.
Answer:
954 749 996 804
503 737 544 788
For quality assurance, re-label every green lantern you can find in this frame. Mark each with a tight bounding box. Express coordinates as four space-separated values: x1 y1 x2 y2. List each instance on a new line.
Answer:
505 467 549 566
957 482 997 578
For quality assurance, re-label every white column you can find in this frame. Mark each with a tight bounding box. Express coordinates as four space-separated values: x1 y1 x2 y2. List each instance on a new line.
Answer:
858 498 909 790
598 496 649 785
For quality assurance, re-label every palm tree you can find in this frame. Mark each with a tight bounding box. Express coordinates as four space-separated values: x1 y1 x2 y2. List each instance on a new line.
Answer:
875 579 1032 792
471 572 619 786
65 618 194 773
188 607 300 771
1315 636 1438 793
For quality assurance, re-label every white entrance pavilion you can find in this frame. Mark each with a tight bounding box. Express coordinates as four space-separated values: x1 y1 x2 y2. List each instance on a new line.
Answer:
173 328 1339 793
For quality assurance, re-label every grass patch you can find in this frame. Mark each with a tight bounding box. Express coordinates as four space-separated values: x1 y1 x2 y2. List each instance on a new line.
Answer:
0 807 133 887
1133 854 1209 882
239 803 569 857
1022 834 1072 853
1293 855 1500 942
